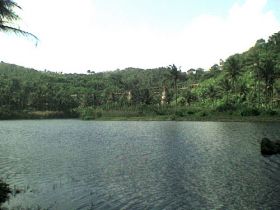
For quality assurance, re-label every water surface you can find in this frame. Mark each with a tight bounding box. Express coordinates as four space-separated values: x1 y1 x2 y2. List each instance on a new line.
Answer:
0 120 280 209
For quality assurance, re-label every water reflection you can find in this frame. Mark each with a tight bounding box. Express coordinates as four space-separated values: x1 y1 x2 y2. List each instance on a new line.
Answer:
0 120 279 209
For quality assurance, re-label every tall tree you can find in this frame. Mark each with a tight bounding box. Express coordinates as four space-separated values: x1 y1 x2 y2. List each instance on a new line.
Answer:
249 37 279 108
219 79 231 103
245 39 267 107
258 52 277 107
224 54 242 93
168 64 181 106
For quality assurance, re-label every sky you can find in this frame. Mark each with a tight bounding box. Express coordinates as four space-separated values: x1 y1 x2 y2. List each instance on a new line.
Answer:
0 0 279 73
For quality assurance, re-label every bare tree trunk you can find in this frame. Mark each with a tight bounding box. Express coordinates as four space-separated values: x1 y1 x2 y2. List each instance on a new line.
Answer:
175 79 177 107
258 79 261 108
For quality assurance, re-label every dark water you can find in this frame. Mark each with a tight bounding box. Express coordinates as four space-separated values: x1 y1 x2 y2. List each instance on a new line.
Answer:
0 120 280 209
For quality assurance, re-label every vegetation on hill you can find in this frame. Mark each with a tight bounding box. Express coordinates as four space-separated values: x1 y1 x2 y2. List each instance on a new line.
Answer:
0 31 280 120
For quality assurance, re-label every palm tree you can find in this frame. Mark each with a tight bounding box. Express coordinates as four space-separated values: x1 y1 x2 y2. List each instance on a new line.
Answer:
258 52 277 108
219 79 231 103
205 85 217 107
169 64 181 106
183 89 196 106
224 54 242 93
238 82 249 103
0 0 38 40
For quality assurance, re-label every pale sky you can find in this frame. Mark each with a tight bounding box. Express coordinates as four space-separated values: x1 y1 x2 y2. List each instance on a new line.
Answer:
0 0 279 73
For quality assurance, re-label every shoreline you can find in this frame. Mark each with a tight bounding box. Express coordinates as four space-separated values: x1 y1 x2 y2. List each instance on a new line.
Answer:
94 116 280 122
1 115 280 122
1 110 280 122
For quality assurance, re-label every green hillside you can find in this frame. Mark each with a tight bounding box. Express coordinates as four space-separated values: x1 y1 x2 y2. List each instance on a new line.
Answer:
0 31 280 120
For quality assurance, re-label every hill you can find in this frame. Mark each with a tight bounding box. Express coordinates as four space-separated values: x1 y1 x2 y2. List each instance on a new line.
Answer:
0 31 280 120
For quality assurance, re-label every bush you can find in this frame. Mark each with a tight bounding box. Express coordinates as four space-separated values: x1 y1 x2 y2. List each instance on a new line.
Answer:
187 110 195 115
170 114 177 121
0 179 11 204
200 111 208 117
263 109 278 116
240 108 260 116
171 97 186 106
186 107 201 115
151 106 173 116
96 110 103 118
215 102 237 112
175 110 185 117
78 107 103 120
0 107 14 119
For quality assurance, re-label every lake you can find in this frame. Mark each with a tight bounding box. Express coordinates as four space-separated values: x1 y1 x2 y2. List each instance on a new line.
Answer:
0 120 280 209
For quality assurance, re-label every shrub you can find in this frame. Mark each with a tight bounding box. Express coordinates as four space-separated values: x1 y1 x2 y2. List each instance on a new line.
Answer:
95 110 103 118
0 179 11 204
170 114 176 121
187 110 195 115
240 108 260 116
175 110 185 117
78 107 103 120
263 109 278 116
186 107 201 115
215 102 237 112
152 106 173 116
171 97 186 106
199 111 208 117
0 107 14 119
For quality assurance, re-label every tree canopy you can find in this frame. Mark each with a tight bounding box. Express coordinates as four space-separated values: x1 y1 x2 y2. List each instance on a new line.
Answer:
0 30 280 119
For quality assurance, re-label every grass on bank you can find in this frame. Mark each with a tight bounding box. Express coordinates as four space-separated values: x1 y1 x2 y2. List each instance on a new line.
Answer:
0 108 77 120
76 105 280 122
0 104 280 121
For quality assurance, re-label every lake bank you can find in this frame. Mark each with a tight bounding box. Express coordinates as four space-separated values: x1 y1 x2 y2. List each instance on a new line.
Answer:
1 110 280 122
77 106 280 122
0 110 77 120
94 115 280 122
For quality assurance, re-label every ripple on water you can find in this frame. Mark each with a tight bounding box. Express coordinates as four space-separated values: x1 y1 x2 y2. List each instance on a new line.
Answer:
0 120 280 209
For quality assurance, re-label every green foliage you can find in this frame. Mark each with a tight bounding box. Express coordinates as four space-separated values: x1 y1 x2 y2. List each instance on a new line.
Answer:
197 110 208 117
223 54 242 92
215 101 237 112
0 107 14 119
0 179 11 204
240 108 260 116
78 107 103 120
1 31 280 119
171 96 185 106
262 109 278 116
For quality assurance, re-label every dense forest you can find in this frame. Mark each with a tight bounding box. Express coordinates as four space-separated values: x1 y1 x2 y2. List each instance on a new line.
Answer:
0 31 280 120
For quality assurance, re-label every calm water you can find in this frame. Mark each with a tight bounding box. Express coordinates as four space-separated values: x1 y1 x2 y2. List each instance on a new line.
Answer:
0 120 280 209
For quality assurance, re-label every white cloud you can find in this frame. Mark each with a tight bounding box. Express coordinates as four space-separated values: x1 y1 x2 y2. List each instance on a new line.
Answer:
0 0 279 73
176 0 280 70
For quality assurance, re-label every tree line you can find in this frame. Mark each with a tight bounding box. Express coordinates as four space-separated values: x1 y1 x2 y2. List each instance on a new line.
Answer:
0 1 280 119
0 31 279 119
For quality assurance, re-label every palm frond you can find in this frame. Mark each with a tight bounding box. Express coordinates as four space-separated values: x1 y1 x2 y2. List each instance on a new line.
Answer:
0 0 38 44
0 24 38 44
0 0 20 21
